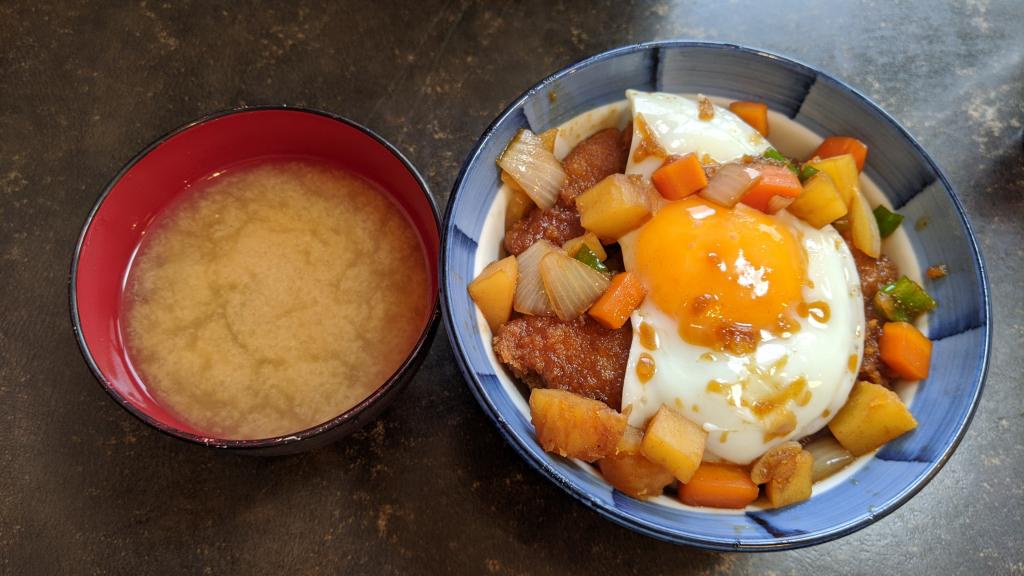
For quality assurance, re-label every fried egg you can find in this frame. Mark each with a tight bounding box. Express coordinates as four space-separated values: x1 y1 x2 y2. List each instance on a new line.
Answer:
620 199 864 464
617 92 864 465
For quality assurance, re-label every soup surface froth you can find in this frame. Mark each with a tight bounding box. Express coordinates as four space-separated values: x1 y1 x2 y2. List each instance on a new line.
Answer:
123 161 430 440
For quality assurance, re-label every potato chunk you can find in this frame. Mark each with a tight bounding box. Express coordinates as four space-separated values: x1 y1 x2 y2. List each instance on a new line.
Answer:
562 232 607 261
468 256 518 331
786 171 848 228
751 441 813 508
598 427 675 499
806 154 859 206
767 450 813 508
849 190 881 258
529 388 626 462
640 406 707 483
828 381 918 456
575 174 652 241
503 183 534 232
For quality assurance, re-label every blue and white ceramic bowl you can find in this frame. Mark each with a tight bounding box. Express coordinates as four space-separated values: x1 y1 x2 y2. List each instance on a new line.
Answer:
441 41 990 550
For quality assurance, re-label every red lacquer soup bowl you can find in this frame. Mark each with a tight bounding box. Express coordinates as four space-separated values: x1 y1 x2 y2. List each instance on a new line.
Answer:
71 107 440 454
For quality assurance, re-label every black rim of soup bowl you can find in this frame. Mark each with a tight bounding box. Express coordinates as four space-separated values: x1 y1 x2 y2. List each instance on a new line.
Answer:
69 106 441 454
439 40 991 549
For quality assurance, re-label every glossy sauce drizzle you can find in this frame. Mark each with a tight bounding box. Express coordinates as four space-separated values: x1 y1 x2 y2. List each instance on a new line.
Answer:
638 321 659 350
798 300 831 324
636 353 656 383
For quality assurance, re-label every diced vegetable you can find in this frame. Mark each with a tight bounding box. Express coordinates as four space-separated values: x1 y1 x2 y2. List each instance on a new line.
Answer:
539 251 611 321
575 174 653 241
927 264 948 279
762 148 792 166
589 272 647 330
504 186 534 232
849 191 881 258
750 441 813 508
500 169 524 192
750 441 803 484
829 381 918 456
763 149 824 183
729 101 769 136
562 232 606 261
879 321 933 380
873 276 938 322
806 154 859 206
872 292 900 322
812 136 868 172
767 450 812 508
616 425 644 453
573 245 610 276
873 204 904 238
652 153 708 200
797 164 819 183
513 240 559 316
740 165 803 214
468 256 518 331
787 171 848 228
529 388 627 462
538 127 559 153
699 163 762 208
678 463 759 509
498 129 565 210
598 427 675 499
640 406 707 484
803 435 855 482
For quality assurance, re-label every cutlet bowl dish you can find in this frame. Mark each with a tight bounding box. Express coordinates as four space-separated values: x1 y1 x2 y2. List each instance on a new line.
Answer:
441 42 989 549
72 107 440 455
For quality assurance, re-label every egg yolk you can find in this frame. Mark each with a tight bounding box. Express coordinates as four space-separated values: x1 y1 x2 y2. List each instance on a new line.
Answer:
633 197 807 354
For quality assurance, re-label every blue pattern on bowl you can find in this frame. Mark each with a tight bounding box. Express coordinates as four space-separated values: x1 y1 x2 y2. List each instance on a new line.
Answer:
441 41 990 550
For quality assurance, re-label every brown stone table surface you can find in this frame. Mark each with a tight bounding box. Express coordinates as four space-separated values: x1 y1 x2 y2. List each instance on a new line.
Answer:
2 1 1021 574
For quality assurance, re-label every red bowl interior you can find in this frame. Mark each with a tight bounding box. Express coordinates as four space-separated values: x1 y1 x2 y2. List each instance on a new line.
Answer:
73 108 439 441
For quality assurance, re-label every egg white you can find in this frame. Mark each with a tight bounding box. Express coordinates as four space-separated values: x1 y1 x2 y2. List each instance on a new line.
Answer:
625 90 771 180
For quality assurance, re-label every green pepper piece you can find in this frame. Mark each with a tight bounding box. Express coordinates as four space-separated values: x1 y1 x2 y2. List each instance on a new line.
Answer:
876 275 937 321
763 148 788 163
873 291 909 322
797 164 820 183
574 245 610 276
763 148 799 175
873 205 905 238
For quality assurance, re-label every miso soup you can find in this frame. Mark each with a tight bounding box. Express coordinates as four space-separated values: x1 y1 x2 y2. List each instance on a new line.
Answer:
122 161 431 439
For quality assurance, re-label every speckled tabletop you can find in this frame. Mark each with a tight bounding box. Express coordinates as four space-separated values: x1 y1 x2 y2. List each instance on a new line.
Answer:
2 1 1021 574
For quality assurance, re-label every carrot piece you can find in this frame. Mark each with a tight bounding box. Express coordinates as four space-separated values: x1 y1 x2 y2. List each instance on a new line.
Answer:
812 136 868 172
652 153 708 200
729 101 769 136
588 272 646 330
879 321 932 380
740 165 802 213
678 462 760 509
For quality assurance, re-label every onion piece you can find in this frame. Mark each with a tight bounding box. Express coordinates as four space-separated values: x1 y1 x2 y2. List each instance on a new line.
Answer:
803 435 854 482
513 240 559 316
539 251 611 321
699 164 762 208
498 129 565 210
766 194 796 214
849 190 881 258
